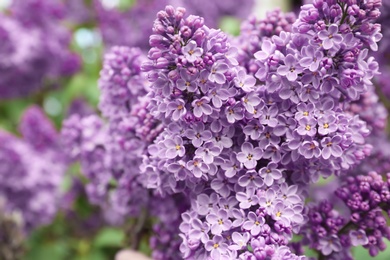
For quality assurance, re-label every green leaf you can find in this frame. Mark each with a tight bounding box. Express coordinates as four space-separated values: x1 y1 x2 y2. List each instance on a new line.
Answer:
93 228 125 248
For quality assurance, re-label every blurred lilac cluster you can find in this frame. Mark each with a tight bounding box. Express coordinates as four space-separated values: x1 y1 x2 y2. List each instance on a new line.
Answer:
0 0 80 99
0 106 66 232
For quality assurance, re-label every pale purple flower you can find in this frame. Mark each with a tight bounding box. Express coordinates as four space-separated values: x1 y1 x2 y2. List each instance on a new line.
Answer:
259 162 283 186
211 172 233 198
259 105 279 127
225 104 244 123
299 140 321 159
205 235 228 260
220 153 241 178
185 122 212 147
295 102 315 120
208 85 236 108
189 218 210 243
258 127 281 149
195 193 219 216
206 209 232 235
273 115 297 137
195 141 221 164
271 202 295 224
242 92 263 114
321 136 343 160
209 62 229 84
234 68 256 92
243 120 264 140
237 142 263 169
349 230 369 246
177 69 198 92
182 40 203 63
254 40 276 61
297 117 317 136
318 24 343 50
229 232 250 251
258 188 278 214
164 136 185 159
277 54 303 81
192 97 213 118
187 158 210 178
238 170 264 188
243 212 265 236
318 114 337 135
198 70 214 93
167 99 187 121
236 187 259 209
263 144 282 163
318 235 342 255
299 45 323 72
279 184 302 206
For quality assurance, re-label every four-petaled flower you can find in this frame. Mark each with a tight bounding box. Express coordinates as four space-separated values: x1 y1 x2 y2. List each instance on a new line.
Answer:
237 142 263 169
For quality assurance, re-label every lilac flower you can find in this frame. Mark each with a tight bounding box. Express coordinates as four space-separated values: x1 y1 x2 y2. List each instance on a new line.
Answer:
243 212 265 236
220 154 241 178
271 202 295 224
195 142 221 164
259 105 279 127
236 142 263 169
277 54 303 81
259 162 283 186
205 235 228 260
238 170 264 188
182 40 203 63
234 68 256 92
258 188 278 215
209 62 228 84
225 104 244 123
318 25 343 50
208 85 235 108
321 136 343 160
206 209 232 235
350 230 369 246
229 232 250 251
299 45 323 72
187 158 210 178
185 122 212 147
236 188 259 209
243 121 264 140
189 218 210 243
318 235 342 255
242 92 263 114
318 114 337 135
297 117 317 137
176 70 198 92
167 99 187 121
299 140 321 159
195 193 219 216
192 97 213 118
164 136 185 159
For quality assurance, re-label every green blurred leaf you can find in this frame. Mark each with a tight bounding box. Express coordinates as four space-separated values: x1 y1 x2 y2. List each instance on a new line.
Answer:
354 240 390 260
93 228 125 248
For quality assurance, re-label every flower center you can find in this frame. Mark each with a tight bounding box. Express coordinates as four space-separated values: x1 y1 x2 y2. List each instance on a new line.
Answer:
305 125 311 131
323 123 329 129
247 154 253 160
175 145 181 150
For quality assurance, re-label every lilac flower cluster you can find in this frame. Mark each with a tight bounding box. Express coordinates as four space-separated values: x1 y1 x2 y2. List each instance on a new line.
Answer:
95 0 254 50
234 9 297 75
301 171 390 259
134 1 387 258
0 106 66 232
0 0 80 99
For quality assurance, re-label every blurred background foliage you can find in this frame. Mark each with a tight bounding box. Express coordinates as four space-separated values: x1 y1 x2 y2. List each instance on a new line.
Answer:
0 0 389 259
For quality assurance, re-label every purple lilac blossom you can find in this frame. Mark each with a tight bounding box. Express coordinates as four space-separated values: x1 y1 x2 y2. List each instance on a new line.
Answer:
0 0 80 99
0 107 65 232
136 1 387 258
